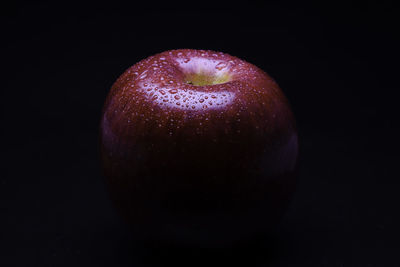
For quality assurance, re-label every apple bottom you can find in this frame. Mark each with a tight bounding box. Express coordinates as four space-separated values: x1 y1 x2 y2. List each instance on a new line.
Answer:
107 173 296 247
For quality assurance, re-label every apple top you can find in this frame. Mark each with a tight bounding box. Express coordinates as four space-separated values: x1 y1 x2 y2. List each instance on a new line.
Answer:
101 49 297 165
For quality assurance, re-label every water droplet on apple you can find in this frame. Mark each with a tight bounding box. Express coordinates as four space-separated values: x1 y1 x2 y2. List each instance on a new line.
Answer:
199 99 204 103
169 89 178 94
174 95 181 100
183 58 190 63
215 62 227 70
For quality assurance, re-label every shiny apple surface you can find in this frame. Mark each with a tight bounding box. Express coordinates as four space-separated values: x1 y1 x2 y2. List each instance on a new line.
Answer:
100 49 298 246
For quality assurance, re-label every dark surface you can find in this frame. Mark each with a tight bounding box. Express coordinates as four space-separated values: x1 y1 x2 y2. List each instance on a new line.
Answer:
1 1 399 266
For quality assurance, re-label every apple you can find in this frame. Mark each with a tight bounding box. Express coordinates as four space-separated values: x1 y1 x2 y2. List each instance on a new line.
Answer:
100 49 298 246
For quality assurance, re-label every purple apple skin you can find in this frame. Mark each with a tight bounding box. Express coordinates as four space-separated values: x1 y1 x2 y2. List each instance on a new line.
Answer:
100 49 298 246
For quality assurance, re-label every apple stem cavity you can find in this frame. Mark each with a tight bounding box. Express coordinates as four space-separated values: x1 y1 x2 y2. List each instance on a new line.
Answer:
184 72 232 86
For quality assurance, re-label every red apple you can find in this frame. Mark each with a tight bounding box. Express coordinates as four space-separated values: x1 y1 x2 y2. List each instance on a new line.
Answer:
100 49 298 246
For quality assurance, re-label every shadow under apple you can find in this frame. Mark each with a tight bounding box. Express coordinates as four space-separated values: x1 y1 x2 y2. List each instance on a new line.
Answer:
107 230 287 267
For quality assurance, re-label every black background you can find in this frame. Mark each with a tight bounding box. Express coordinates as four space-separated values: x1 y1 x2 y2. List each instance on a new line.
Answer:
1 1 399 266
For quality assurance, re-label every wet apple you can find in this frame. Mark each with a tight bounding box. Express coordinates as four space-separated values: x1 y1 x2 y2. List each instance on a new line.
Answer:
100 49 298 246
